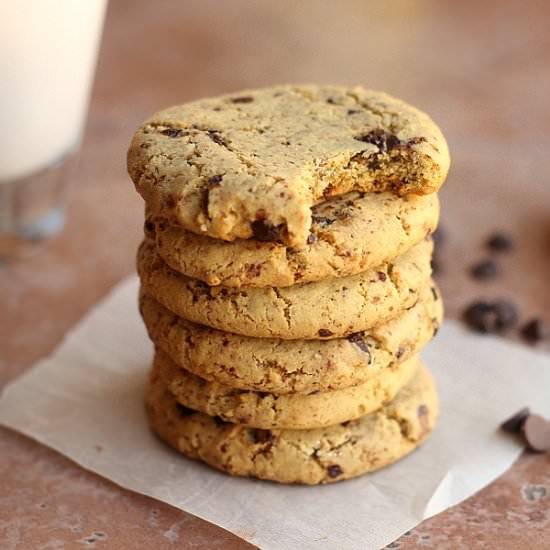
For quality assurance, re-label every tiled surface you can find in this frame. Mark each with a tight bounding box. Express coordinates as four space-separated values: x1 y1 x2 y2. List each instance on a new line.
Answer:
1 0 549 547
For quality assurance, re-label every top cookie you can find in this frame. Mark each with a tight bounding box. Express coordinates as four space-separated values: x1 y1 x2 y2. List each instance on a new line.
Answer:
128 85 450 247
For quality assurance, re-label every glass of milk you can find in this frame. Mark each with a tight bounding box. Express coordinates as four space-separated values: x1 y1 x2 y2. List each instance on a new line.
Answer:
0 0 108 257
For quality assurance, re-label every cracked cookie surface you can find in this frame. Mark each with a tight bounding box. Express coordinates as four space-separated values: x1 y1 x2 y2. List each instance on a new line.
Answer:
147 191 439 287
139 284 442 393
145 362 438 484
128 84 449 247
137 238 433 339
154 349 420 429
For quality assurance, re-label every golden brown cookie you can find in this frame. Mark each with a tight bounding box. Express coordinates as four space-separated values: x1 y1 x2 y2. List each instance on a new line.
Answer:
129 85 449 247
154 349 420 429
137 238 433 339
147 191 439 287
145 362 439 484
139 284 442 393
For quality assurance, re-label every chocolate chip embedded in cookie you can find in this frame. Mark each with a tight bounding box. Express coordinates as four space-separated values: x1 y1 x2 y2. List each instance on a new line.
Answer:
128 84 450 247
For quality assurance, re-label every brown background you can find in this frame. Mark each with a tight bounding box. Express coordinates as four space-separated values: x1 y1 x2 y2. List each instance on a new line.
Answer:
1 0 549 548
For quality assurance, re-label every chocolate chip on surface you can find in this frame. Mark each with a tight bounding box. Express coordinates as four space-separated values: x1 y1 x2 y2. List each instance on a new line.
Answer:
176 403 194 416
251 219 287 242
318 328 333 337
307 233 317 245
311 215 335 228
207 130 227 146
520 318 547 343
501 407 531 433
160 127 185 138
463 300 518 333
327 464 343 478
230 96 254 103
470 259 498 280
249 429 276 444
522 414 550 452
354 129 400 152
207 174 223 187
347 333 372 359
487 232 514 252
377 271 387 281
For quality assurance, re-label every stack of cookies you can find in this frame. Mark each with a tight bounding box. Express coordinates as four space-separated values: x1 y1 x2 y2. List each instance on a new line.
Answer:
128 85 450 485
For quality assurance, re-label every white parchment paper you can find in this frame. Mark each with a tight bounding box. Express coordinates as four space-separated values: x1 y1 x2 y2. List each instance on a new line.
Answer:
1 277 549 550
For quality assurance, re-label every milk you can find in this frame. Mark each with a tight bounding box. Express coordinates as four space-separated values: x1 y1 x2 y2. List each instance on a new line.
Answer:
0 0 108 183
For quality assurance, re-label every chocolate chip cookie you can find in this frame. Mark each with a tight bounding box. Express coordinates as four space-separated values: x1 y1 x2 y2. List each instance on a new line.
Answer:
137 238 433 339
147 191 439 287
139 284 442 393
145 361 438 484
129 85 449 247
154 348 420 429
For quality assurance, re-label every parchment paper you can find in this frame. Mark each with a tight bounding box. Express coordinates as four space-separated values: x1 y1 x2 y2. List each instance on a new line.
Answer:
1 277 549 550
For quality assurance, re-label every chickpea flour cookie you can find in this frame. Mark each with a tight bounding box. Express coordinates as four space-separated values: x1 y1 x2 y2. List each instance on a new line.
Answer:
146 191 439 288
153 349 420 430
139 284 443 393
137 238 433 339
145 363 439 484
128 85 450 247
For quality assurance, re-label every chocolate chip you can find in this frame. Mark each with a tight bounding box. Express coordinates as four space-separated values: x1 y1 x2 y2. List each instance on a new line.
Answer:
487 232 513 252
327 464 343 478
354 129 405 153
522 414 550 452
246 263 262 277
520 318 548 343
470 259 498 280
501 407 531 434
176 403 194 416
208 174 223 187
144 220 155 235
347 333 372 361
318 328 333 337
395 347 405 359
207 130 227 146
230 96 254 103
251 219 287 242
355 129 395 152
307 233 317 245
161 127 185 138
249 429 276 444
326 97 337 104
463 300 518 333
347 109 360 115
311 215 335 228
165 195 177 209
377 271 387 282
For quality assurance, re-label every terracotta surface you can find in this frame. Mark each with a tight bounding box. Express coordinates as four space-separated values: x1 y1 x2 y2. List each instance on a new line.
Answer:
1 0 550 548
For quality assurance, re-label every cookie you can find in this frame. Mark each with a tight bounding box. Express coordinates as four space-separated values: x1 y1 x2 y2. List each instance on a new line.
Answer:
139 284 442 393
147 191 439 288
154 349 420 429
128 85 450 247
137 237 433 339
145 362 438 484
